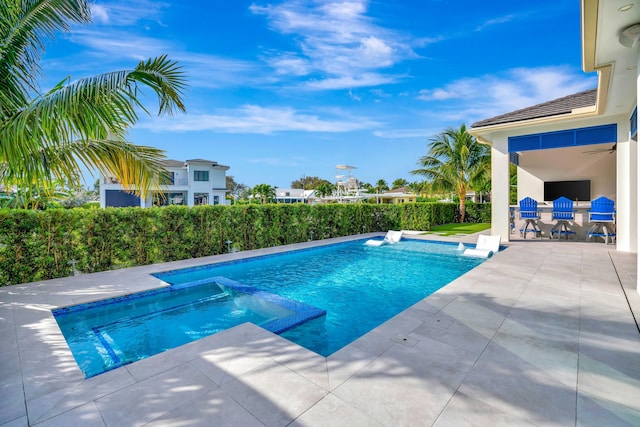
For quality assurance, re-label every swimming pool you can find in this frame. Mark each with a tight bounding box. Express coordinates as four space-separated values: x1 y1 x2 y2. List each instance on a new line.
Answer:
53 278 326 377
54 238 487 377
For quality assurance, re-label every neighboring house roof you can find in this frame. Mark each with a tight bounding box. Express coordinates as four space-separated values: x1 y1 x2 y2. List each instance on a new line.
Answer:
185 159 230 169
385 186 409 194
162 159 186 167
186 158 218 164
381 187 415 197
471 88 597 128
161 159 230 169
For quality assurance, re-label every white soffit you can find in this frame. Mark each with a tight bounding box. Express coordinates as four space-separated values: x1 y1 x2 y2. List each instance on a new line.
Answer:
595 0 640 115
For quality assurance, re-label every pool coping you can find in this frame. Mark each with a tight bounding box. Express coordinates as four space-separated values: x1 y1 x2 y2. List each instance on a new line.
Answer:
2 232 640 426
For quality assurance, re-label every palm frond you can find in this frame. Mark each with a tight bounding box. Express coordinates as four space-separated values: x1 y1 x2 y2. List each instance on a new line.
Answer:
130 55 187 116
0 0 91 113
0 1 187 204
1 138 167 198
1 57 187 195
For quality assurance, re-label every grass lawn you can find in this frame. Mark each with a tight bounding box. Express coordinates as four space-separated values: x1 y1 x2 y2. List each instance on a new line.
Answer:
427 223 491 236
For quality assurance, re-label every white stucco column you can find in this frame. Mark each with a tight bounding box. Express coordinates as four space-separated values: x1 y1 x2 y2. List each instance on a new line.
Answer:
490 136 510 242
617 121 634 252
630 136 637 254
636 55 640 293
99 180 106 208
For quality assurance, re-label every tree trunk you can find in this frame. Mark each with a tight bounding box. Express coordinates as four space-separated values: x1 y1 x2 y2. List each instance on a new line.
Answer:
458 191 466 223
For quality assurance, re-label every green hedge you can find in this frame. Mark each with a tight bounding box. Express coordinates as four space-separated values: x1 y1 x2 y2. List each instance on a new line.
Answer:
0 202 490 286
463 202 492 223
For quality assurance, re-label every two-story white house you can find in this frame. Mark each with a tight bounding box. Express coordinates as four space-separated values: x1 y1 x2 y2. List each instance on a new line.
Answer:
100 159 230 208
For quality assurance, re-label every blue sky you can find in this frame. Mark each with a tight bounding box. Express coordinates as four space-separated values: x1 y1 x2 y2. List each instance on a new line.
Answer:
43 0 597 188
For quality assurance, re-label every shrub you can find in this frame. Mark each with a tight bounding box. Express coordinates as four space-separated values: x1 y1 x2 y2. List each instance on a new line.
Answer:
80 201 100 209
0 202 489 286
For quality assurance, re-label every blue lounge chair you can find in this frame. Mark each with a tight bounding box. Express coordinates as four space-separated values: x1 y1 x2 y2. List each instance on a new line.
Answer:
518 197 541 239
586 197 616 244
549 196 576 240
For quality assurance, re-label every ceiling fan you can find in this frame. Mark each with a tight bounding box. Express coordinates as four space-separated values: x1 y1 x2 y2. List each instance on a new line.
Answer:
583 144 616 155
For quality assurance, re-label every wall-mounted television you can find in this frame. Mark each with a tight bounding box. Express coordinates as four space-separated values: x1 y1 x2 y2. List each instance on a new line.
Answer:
544 180 591 201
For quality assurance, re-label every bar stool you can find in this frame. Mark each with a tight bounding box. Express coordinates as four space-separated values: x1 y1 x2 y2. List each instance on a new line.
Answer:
518 197 542 239
549 196 576 240
586 196 616 244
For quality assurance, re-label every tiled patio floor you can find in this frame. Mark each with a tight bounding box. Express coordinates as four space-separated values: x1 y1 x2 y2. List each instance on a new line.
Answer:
1 233 639 426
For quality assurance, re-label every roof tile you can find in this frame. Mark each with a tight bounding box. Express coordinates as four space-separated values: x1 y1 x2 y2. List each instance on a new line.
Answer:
471 88 597 128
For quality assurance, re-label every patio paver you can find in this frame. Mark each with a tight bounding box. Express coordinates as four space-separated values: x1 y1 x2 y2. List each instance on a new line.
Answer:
1 234 639 426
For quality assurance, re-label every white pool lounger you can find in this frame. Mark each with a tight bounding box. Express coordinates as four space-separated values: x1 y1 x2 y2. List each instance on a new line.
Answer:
365 230 403 246
462 234 501 258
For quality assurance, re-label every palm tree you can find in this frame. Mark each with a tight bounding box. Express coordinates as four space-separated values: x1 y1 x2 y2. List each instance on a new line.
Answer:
251 184 275 204
411 124 490 222
360 182 373 193
1 0 187 205
314 182 335 200
407 181 430 198
374 179 389 193
391 178 408 189
373 179 389 204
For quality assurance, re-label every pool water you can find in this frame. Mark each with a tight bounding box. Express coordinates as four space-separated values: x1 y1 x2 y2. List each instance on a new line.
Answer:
156 239 485 357
54 238 487 377
53 281 317 377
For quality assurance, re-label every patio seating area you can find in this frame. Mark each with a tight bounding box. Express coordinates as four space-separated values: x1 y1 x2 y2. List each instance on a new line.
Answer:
1 233 639 426
512 196 619 244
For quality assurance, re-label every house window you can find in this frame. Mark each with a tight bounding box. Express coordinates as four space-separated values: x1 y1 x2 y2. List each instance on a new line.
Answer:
213 195 219 205
161 172 175 185
169 192 185 205
194 193 209 205
194 170 209 181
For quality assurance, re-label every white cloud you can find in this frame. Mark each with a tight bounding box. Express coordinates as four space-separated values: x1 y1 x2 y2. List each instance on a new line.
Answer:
359 36 394 67
348 90 361 101
417 66 597 122
321 1 366 18
89 0 168 26
90 4 110 24
250 0 420 89
68 30 266 88
373 128 440 139
305 73 398 89
72 30 167 60
359 66 599 139
70 0 424 92
474 13 521 32
177 53 266 88
138 105 381 134
370 89 391 98
266 53 311 76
